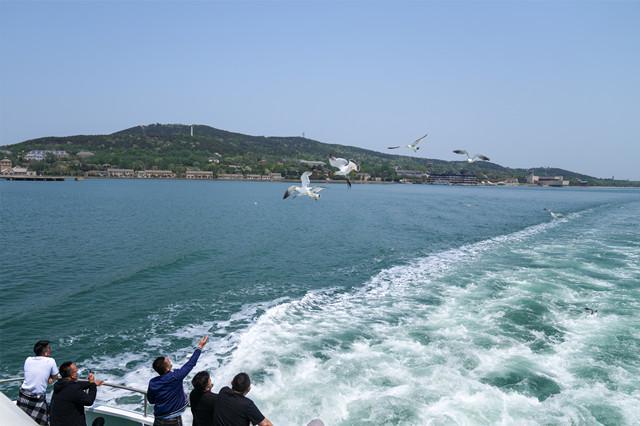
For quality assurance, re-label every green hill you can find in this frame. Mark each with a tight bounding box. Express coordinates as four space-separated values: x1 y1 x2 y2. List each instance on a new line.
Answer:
1 123 637 186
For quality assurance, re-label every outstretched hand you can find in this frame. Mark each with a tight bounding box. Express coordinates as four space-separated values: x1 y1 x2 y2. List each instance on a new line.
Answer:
88 372 104 386
197 335 209 350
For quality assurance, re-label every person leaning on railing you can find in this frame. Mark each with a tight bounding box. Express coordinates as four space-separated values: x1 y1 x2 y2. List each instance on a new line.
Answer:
50 361 105 426
17 340 60 426
147 335 209 426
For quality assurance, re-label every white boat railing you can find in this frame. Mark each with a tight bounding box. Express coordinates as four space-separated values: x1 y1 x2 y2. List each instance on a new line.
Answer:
0 376 151 417
0 377 23 385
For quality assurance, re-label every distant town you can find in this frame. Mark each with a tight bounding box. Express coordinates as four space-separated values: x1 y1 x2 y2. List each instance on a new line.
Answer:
1 124 636 187
1 150 571 186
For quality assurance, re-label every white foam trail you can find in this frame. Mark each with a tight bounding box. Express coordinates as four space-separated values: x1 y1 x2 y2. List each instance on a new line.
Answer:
92 208 640 424
203 220 580 424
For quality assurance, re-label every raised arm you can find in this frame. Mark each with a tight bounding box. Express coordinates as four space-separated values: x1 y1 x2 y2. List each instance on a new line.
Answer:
76 382 98 406
174 336 208 380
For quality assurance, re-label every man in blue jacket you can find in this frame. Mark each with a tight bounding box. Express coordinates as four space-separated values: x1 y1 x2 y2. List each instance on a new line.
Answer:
148 335 209 425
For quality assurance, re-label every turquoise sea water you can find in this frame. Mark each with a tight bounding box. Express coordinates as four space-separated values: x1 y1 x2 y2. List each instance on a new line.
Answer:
1 180 640 425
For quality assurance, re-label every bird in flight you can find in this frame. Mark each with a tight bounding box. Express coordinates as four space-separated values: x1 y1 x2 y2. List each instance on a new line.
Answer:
328 156 359 188
453 149 490 163
283 171 325 201
388 133 429 153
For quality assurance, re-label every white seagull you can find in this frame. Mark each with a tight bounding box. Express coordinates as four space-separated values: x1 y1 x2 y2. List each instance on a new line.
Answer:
388 133 429 153
328 156 359 188
543 208 564 219
283 171 325 201
453 149 491 163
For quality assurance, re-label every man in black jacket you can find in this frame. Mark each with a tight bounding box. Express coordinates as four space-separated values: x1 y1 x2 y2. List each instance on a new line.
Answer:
214 373 272 426
190 370 217 426
50 361 105 426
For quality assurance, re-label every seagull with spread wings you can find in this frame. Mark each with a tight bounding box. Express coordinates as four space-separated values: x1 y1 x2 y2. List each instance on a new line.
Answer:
453 149 491 163
328 156 359 188
283 171 325 201
388 133 429 153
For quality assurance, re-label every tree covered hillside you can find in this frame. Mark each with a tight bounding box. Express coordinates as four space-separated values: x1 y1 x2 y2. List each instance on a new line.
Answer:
2 123 636 186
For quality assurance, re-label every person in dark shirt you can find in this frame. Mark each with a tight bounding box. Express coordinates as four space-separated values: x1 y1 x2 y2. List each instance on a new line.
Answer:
190 370 217 426
214 372 273 426
147 335 209 426
50 361 105 426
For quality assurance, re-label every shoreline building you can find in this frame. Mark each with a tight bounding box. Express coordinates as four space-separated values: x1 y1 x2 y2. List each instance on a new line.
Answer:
217 173 244 180
245 174 268 181
395 168 429 182
356 172 371 182
427 174 479 185
527 172 569 187
7 166 36 176
137 170 176 179
25 150 69 161
185 170 214 180
107 168 135 178
0 158 12 174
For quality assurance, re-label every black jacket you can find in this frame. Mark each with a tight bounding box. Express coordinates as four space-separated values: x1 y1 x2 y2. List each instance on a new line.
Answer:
190 389 217 426
214 386 265 426
50 378 97 426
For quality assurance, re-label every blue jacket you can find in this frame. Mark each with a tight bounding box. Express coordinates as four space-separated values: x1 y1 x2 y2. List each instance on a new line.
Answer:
147 349 201 418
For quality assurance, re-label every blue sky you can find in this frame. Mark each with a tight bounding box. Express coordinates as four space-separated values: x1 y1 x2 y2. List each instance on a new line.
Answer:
1 1 639 179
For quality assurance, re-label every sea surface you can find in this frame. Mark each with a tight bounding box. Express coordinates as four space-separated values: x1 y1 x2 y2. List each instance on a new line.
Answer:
1 180 640 425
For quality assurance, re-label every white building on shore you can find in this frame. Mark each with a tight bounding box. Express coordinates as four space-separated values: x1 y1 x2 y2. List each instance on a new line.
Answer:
107 168 135 178
137 170 176 179
25 150 69 161
527 173 569 187
185 170 214 180
217 173 244 180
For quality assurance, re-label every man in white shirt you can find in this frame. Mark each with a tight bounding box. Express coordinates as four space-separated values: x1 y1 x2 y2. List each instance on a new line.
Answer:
17 340 59 425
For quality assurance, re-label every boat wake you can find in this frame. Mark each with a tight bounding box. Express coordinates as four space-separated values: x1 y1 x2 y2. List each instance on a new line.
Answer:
92 206 640 424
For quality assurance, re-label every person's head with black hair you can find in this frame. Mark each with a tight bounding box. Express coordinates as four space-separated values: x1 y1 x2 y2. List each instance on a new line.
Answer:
231 372 251 395
59 361 78 380
33 340 51 356
192 371 212 393
152 356 172 376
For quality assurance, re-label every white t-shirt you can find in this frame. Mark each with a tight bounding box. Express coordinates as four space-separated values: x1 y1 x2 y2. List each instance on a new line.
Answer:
21 356 58 395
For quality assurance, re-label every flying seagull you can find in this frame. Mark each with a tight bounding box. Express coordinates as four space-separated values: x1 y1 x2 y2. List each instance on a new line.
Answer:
388 133 429 152
453 149 490 163
543 208 564 219
283 171 324 201
329 156 359 188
